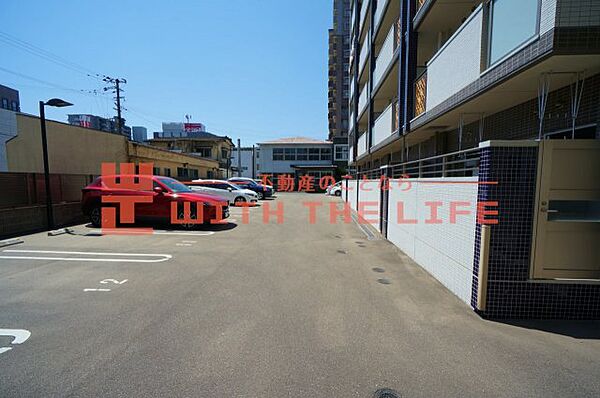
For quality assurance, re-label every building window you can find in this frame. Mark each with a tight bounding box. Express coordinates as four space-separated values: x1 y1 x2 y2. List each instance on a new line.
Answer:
221 148 228 160
153 167 161 176
194 147 212 158
10 101 18 111
334 144 349 161
1 98 8 109
297 148 308 161
489 0 539 65
273 148 284 161
309 148 320 161
284 148 296 161
163 168 171 177
320 148 332 161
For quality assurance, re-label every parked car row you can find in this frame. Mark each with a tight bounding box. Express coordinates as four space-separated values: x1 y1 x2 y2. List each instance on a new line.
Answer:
81 175 277 229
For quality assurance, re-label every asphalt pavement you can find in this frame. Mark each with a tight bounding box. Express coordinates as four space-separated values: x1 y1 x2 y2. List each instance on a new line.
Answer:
0 193 599 397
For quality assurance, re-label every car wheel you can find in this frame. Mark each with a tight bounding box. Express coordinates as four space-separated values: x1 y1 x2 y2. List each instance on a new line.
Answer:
234 196 246 206
257 191 264 200
177 210 198 230
335 190 342 196
90 206 101 227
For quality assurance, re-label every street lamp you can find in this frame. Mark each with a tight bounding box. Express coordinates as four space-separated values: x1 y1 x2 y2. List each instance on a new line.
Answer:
39 98 73 230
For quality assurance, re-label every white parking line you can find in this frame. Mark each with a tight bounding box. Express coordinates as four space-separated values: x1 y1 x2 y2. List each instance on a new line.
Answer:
149 231 215 236
82 228 215 237
83 288 111 292
0 250 172 263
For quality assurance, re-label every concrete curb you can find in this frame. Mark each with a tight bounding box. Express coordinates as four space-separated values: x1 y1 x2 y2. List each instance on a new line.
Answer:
0 238 24 248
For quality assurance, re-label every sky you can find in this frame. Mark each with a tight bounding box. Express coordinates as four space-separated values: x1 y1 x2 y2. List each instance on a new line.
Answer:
1 0 332 144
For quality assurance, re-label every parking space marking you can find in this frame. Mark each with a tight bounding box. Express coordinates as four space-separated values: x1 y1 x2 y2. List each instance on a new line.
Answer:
0 329 31 356
1 250 172 263
82 228 215 237
181 240 196 244
176 243 192 247
83 288 111 292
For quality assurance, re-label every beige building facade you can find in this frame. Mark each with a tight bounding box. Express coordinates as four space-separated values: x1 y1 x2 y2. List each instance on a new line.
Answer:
6 114 220 179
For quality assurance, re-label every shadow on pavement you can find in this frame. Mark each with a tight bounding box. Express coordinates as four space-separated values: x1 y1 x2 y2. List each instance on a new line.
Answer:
491 319 600 339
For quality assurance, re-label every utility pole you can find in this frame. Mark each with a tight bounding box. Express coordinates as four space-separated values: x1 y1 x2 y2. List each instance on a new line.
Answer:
237 138 242 177
103 76 127 135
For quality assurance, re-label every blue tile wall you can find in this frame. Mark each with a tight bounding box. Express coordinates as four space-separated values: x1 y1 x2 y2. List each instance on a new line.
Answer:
472 146 600 319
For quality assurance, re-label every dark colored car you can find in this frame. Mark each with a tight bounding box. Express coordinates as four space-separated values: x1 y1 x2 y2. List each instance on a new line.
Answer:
227 177 273 200
82 175 229 229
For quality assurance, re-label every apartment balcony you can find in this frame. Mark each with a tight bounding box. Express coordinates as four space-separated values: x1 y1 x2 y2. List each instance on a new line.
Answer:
373 21 398 89
359 0 369 34
357 131 368 157
374 0 389 31
371 100 398 148
358 36 369 74
417 5 484 114
358 85 369 117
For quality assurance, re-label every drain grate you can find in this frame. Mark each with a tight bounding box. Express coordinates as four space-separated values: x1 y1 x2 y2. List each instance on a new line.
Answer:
337 249 347 254
377 278 391 285
372 267 385 273
373 388 401 398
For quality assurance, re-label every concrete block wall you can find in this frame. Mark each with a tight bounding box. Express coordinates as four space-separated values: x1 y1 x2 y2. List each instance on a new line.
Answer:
0 203 85 238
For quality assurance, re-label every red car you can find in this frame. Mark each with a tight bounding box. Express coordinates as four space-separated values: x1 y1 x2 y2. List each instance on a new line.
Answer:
82 175 229 229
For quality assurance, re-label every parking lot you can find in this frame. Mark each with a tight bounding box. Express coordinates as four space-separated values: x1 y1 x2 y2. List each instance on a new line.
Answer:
1 193 599 397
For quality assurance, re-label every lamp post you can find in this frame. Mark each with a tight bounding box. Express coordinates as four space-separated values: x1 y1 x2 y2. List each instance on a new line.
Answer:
39 98 73 230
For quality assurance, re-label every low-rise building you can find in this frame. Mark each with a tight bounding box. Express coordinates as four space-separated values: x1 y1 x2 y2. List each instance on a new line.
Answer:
231 146 257 178
148 123 234 178
257 137 337 183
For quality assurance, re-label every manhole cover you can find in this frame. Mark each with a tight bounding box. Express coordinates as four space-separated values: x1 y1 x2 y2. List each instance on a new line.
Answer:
372 267 385 273
377 278 391 285
373 388 401 398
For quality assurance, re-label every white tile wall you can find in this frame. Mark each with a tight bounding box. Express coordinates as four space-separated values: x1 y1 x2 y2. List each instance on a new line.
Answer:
347 180 359 211
358 179 381 232
426 6 483 111
387 178 479 304
540 0 558 34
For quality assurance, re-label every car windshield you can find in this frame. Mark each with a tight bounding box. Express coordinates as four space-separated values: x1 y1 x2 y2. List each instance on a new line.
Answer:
157 177 192 193
226 183 241 190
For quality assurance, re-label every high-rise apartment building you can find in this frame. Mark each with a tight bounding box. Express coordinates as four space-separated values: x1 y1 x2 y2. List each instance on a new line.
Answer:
346 0 600 319
328 0 352 170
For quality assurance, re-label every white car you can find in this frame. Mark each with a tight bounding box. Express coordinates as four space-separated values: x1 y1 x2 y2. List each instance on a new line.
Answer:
326 181 342 196
187 179 258 206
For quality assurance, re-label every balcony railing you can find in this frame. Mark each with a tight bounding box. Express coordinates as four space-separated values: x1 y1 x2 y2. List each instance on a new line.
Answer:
358 85 369 116
374 0 388 30
360 0 368 31
372 100 398 148
359 37 368 72
373 22 398 89
414 71 427 117
349 110 355 131
357 131 368 157
424 5 483 112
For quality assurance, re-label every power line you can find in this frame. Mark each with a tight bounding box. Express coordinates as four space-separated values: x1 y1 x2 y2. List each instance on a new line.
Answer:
0 30 106 81
0 66 113 103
